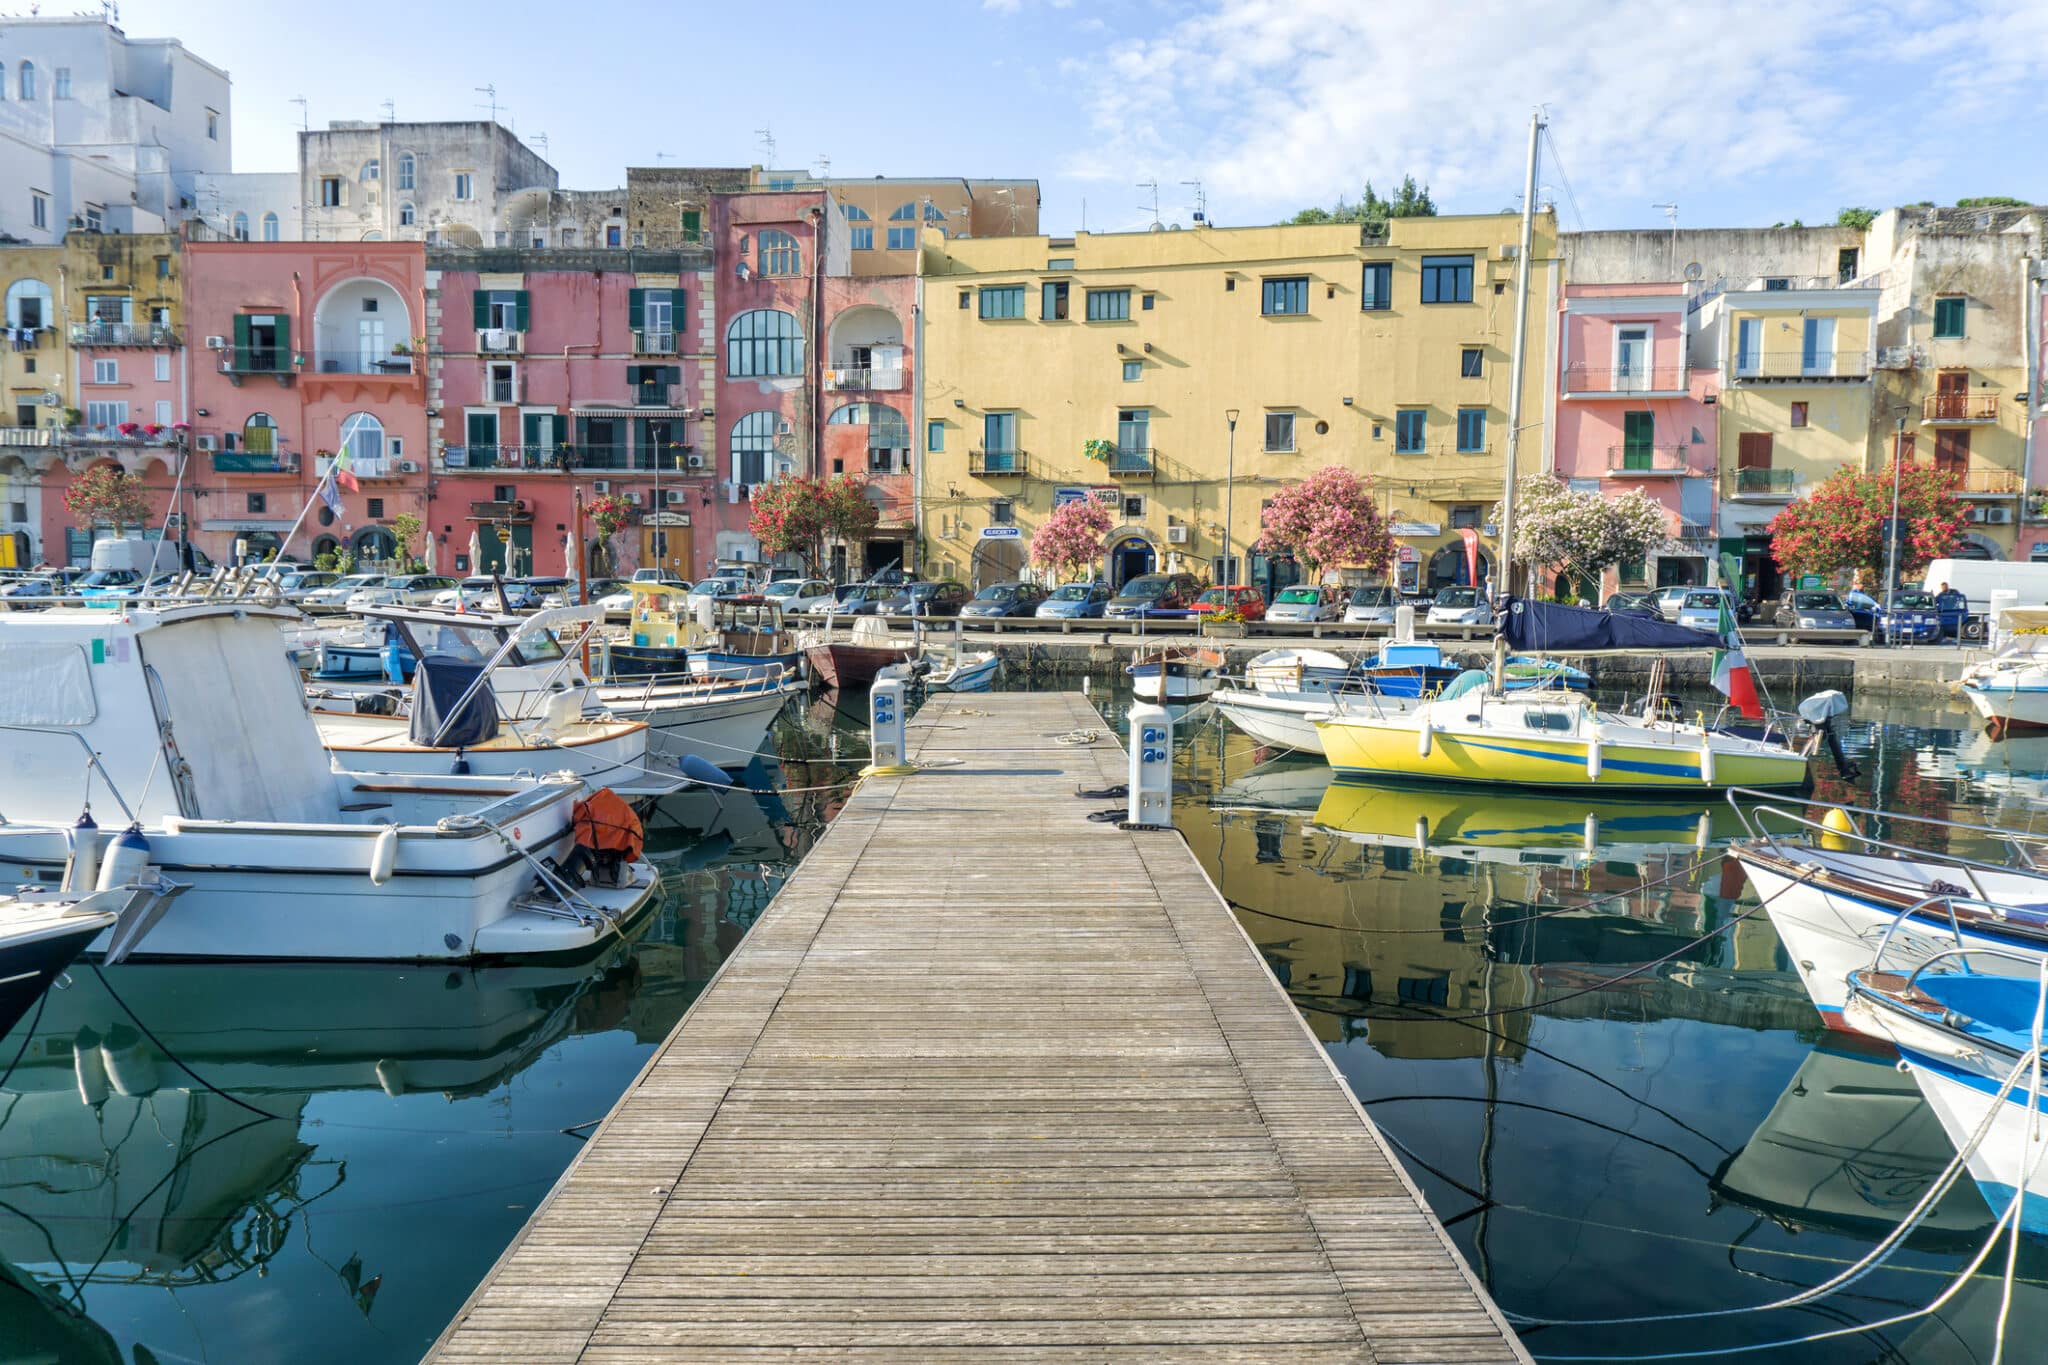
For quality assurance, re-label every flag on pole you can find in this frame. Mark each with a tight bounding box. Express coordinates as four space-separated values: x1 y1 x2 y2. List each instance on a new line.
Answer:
332 449 359 493
316 469 344 518
1711 592 1763 719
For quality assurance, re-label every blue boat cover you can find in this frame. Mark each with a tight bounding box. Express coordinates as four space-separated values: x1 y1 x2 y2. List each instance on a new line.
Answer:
1498 597 1720 652
410 659 501 748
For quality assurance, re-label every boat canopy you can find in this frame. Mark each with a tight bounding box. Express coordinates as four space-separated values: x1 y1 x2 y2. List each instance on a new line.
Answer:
1498 597 1721 653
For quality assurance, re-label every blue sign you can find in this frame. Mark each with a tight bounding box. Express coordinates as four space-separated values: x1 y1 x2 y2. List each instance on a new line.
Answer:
979 526 1022 539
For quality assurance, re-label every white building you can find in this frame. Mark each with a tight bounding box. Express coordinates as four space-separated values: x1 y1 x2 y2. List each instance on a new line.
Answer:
298 120 556 245
187 171 301 242
0 15 231 244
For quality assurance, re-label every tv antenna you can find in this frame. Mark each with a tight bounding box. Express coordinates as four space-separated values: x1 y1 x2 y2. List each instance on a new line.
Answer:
815 155 832 179
475 84 500 124
1181 180 1206 224
1137 179 1161 229
380 99 395 123
288 95 308 132
755 127 777 165
530 132 549 157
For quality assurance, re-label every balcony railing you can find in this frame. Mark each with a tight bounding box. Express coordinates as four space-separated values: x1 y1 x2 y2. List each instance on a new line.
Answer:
969 448 1027 477
0 426 56 447
441 444 699 474
211 450 299 474
70 322 180 347
1563 363 1687 395
477 329 524 355
312 354 418 376
1107 446 1156 478
1923 391 2001 423
1723 466 1799 498
1935 465 2021 496
633 329 677 355
470 499 527 520
220 348 292 375
1730 350 1872 383
1605 443 1693 475
4 326 49 351
825 363 906 393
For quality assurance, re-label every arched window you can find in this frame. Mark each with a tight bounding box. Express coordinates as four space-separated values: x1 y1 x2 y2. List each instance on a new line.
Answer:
886 201 919 250
339 412 385 465
5 279 54 330
923 202 946 221
725 309 803 377
398 202 416 227
396 153 416 191
18 62 33 102
842 204 874 251
361 231 384 241
758 228 801 277
261 212 279 242
242 412 277 455
729 410 778 485
827 402 910 473
887 202 917 222
361 159 380 182
842 205 871 221
232 211 249 241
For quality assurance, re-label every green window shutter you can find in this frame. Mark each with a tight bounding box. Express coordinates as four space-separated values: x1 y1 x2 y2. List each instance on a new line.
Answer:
523 411 544 447
232 313 250 362
665 366 680 387
625 365 642 386
666 287 683 316
274 316 289 358
467 412 495 446
628 289 645 329
513 291 531 331
681 209 701 241
472 290 490 329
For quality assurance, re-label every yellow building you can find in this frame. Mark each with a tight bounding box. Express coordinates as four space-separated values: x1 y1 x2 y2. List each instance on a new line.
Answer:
1695 284 1881 595
2 244 67 432
917 213 1558 592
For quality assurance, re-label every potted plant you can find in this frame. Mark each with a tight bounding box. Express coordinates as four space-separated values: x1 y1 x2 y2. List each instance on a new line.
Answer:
1082 438 1116 463
116 420 142 440
1200 603 1249 638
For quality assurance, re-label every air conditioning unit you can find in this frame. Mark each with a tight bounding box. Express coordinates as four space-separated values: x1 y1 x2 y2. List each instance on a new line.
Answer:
1498 244 1519 260
195 434 218 451
664 489 687 507
40 392 60 406
625 490 644 505
592 479 612 493
685 453 705 469
1983 507 2015 525
398 460 420 474
1165 524 1190 544
205 335 227 349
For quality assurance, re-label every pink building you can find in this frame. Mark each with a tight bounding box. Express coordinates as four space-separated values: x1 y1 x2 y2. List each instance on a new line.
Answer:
183 240 430 566
1554 282 1720 595
429 246 715 579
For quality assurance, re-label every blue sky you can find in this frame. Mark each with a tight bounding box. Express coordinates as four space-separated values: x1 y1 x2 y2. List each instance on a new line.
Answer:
133 0 2044 234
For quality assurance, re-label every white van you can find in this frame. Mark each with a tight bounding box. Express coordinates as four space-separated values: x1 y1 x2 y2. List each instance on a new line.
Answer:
1920 559 2048 640
87 538 211 577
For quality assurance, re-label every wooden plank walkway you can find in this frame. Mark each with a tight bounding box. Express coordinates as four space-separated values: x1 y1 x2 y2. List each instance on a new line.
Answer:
432 691 1528 1363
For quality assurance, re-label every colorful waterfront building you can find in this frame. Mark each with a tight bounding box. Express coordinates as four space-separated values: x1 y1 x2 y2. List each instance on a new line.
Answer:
182 238 429 566
917 213 1557 594
1552 281 1719 597
1 242 67 561
1691 281 1881 600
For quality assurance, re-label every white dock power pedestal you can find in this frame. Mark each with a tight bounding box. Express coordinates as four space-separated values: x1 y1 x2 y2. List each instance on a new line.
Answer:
1127 701 1173 827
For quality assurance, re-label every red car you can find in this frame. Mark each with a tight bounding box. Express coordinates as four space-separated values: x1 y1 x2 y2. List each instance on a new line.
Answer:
1190 584 1267 621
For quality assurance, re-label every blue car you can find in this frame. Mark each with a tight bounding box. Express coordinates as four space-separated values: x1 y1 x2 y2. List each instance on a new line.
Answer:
1035 582 1111 619
1847 589 1943 644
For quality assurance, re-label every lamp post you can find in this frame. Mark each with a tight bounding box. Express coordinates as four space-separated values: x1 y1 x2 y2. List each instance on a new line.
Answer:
1223 409 1240 585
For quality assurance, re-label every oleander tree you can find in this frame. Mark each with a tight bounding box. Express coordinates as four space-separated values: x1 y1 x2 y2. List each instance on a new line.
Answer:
1768 463 1968 582
1257 466 1393 578
63 465 152 530
750 475 877 574
1492 475 1669 589
584 491 635 576
1029 498 1113 580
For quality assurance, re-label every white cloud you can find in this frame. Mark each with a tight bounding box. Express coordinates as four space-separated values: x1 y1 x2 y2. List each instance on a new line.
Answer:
1063 0 2040 227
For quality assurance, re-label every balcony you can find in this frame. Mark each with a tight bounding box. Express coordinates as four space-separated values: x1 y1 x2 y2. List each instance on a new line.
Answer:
1563 364 1687 397
70 322 179 348
1605 444 1693 476
0 427 56 448
1723 467 1799 499
1923 391 2001 423
219 348 295 385
969 448 1028 478
469 499 530 521
633 329 677 355
825 362 906 393
211 450 299 475
477 329 524 355
1729 351 1871 384
312 353 418 377
440 444 697 474
1107 446 1156 479
1936 465 2021 498
4 327 49 351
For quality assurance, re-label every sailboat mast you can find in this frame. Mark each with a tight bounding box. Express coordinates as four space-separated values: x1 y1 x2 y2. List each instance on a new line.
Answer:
1497 109 1544 602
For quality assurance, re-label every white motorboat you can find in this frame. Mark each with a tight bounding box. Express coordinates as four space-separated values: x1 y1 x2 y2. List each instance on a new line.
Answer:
595 671 796 771
1959 605 2048 737
313 710 675 798
1128 646 1223 702
1729 793 2048 1026
0 604 658 961
1215 649 1423 755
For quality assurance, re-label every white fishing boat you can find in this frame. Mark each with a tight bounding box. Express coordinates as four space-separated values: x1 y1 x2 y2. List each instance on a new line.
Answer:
594 670 796 771
1215 648 1425 755
1729 792 2048 1026
1959 605 2048 737
1845 953 2048 1236
1127 646 1223 702
0 604 658 961
922 649 1000 692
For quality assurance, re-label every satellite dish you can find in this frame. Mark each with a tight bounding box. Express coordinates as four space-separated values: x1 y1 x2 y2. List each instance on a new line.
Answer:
1684 262 1704 282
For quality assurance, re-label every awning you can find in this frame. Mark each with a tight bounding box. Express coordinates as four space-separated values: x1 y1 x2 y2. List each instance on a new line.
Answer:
569 406 695 418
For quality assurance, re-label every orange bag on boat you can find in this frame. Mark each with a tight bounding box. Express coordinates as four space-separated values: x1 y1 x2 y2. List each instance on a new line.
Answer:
571 788 645 862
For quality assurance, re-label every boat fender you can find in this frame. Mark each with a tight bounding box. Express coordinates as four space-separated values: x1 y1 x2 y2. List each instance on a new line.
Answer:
1699 739 1716 786
100 1026 159 1098
677 753 727 787
63 809 101 894
1417 718 1433 758
1584 815 1599 855
1820 807 1860 851
95 824 151 892
369 825 399 886
1585 738 1602 780
72 1032 111 1108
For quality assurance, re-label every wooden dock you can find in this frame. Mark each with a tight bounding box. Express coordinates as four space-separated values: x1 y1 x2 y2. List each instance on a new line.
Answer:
432 691 1528 1363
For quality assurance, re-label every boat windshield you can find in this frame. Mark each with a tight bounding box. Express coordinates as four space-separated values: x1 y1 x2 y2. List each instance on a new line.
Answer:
1434 588 1478 607
1052 584 1097 601
1275 588 1322 605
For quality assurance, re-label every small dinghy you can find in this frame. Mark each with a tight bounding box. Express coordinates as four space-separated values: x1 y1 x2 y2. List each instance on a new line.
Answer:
1128 646 1223 702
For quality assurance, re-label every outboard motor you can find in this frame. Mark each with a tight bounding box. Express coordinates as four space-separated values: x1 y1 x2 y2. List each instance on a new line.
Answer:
1797 690 1860 781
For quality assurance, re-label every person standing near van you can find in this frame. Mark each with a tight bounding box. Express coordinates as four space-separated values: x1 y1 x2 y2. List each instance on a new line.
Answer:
1935 581 1968 640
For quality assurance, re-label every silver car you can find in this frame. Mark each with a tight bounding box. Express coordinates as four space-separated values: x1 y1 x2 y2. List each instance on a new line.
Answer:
303 573 386 614
1425 586 1493 626
1265 584 1342 623
1342 585 1398 625
346 574 456 611
1774 590 1858 632
761 577 836 615
1673 589 1734 635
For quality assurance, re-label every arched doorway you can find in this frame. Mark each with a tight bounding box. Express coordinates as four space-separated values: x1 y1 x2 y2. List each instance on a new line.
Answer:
311 534 340 565
1107 534 1154 589
352 526 398 568
1426 543 1493 591
239 531 282 563
970 534 1024 589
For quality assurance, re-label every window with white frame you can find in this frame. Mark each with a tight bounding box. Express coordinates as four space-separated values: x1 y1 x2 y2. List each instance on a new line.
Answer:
92 359 117 384
488 362 516 404
844 204 873 251
730 410 777 484
361 159 380 182
398 202 415 227
319 178 341 208
396 152 415 190
84 400 126 429
207 110 219 140
242 413 277 454
52 67 70 99
726 309 804 377
886 201 917 251
155 399 172 425
262 212 279 241
31 193 47 231
453 172 474 201
758 229 801 276
339 412 385 465
232 211 249 241
153 354 170 382
84 206 100 232
18 62 34 101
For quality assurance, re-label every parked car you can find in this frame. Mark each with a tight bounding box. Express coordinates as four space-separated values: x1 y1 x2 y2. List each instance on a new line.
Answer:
0 576 59 608
880 580 972 617
1846 589 1943 644
1105 573 1205 619
269 570 339 598
1603 591 1659 616
760 577 836 615
1341 585 1399 626
540 578 623 609
72 568 145 599
1265 583 1344 624
685 575 751 617
1190 585 1266 622
1425 586 1494 626
959 581 1048 618
1673 589 1737 635
433 576 499 610
1651 585 1694 621
303 573 386 614
1037 582 1115 620
807 583 894 616
1770 590 1859 633
502 577 572 611
347 575 456 610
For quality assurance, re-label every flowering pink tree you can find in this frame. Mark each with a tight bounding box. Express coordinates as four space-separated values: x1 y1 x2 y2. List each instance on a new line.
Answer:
1029 497 1113 580
1492 475 1668 590
1258 466 1392 578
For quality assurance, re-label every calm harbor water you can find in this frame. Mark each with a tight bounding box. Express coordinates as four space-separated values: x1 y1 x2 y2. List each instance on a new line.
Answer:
3 679 2046 1361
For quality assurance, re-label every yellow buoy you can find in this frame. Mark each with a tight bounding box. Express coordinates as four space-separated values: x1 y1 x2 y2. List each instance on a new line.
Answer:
1820 807 1860 850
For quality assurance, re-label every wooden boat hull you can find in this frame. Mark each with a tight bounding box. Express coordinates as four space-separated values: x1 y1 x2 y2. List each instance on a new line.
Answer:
806 642 913 689
691 648 803 682
1128 649 1223 702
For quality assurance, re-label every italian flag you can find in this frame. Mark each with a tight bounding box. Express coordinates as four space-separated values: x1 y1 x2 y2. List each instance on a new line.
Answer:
1711 596 1762 719
332 449 359 492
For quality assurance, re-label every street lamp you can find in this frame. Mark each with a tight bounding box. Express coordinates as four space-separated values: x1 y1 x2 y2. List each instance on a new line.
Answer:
1223 409 1240 585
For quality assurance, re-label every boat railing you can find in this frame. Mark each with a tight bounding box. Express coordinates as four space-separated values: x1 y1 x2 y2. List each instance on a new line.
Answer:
1886 943 2048 1003
1728 787 2048 876
0 722 140 823
1870 890 2020 969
